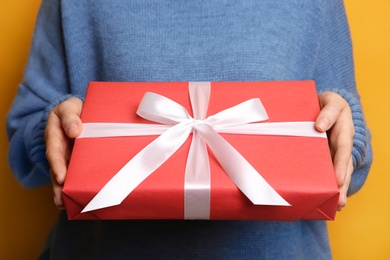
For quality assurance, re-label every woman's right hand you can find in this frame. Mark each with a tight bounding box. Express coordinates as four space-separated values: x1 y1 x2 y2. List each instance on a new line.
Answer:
44 97 83 209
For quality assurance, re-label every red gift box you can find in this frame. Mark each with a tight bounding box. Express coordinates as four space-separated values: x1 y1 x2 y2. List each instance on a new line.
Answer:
63 81 339 221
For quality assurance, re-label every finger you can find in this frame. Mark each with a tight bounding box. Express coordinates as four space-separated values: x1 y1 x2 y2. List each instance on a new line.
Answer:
327 99 354 186
331 125 354 188
337 156 353 211
316 92 344 132
57 98 83 138
51 170 65 210
45 111 69 185
330 114 353 210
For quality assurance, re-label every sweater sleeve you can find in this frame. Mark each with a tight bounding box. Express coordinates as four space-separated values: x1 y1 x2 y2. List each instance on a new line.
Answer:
313 0 373 196
6 0 75 188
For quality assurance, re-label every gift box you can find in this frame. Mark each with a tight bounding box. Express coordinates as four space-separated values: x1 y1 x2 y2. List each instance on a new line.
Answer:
63 81 339 221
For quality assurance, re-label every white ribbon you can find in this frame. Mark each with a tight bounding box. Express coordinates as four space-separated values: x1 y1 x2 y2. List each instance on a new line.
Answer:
80 82 326 219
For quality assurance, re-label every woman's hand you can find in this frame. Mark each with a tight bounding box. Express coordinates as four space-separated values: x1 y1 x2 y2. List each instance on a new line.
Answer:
316 92 354 211
44 97 83 209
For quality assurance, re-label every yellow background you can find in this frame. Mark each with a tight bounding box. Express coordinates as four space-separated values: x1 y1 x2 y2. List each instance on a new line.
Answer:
0 1 388 259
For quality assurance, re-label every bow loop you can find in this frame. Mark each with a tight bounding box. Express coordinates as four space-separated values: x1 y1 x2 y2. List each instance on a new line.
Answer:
205 98 268 127
137 92 192 125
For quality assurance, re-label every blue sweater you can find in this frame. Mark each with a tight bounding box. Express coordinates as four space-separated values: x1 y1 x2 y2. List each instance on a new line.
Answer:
7 0 372 259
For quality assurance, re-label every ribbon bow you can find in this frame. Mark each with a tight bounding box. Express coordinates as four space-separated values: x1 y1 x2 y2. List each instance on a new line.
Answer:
80 82 325 219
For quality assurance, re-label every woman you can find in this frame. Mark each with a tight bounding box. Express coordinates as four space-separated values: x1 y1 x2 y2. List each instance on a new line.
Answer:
7 0 372 258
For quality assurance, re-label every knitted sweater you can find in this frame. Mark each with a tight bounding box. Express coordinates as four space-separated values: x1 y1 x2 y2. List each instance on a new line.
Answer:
6 0 372 259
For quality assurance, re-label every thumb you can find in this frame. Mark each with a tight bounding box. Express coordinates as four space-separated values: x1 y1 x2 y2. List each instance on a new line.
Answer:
315 92 345 132
56 97 84 138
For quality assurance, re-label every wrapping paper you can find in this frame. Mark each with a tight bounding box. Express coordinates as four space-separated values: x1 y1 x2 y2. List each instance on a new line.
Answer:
63 81 339 221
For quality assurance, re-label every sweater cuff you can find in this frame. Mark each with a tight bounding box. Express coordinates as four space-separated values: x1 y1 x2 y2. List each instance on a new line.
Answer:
317 88 368 169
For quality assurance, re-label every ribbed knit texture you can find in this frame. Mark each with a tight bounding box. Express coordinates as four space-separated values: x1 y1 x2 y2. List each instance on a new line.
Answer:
6 0 372 259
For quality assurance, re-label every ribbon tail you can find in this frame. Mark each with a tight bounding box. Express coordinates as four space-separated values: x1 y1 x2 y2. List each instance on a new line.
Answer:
196 124 290 206
184 130 211 219
81 121 193 213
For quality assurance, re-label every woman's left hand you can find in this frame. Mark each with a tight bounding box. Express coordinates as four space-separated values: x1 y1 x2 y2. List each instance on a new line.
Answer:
316 92 354 211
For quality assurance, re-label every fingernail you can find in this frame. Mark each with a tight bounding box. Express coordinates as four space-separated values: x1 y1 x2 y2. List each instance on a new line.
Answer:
337 195 347 211
317 117 330 131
